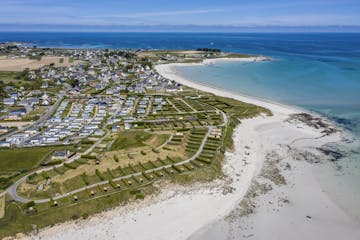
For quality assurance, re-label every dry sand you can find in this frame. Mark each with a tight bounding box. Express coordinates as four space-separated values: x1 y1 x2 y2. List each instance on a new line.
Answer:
0 121 32 128
19 58 359 240
0 56 82 71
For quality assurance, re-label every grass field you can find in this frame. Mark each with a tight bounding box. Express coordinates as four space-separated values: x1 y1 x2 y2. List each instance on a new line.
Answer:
0 71 26 84
0 56 82 72
0 71 41 90
0 197 4 219
110 131 152 151
0 184 155 239
0 146 71 172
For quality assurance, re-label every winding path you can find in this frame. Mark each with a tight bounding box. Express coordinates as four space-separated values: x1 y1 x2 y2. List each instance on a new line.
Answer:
6 130 110 202
3 105 227 205
12 126 213 203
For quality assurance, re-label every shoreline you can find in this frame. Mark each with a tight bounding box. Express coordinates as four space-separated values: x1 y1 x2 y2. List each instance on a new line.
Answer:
18 58 359 240
156 60 359 239
155 59 303 116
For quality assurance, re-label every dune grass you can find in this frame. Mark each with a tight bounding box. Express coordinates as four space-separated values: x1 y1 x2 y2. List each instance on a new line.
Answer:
0 146 71 172
110 131 152 151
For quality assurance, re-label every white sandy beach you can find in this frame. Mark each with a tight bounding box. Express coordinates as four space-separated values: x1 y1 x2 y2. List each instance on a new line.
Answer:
21 58 360 240
202 56 271 65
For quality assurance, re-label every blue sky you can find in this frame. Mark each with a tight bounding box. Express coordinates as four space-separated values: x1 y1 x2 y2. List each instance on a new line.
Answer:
0 0 359 31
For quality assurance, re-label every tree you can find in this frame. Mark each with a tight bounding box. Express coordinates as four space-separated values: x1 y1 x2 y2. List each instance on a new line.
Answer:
70 79 80 88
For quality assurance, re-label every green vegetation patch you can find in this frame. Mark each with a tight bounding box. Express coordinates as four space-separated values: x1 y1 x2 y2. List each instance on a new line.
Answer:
0 146 68 172
110 131 152 151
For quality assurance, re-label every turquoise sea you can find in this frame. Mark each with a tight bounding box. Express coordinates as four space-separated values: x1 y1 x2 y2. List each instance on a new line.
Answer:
0 32 359 220
173 34 360 222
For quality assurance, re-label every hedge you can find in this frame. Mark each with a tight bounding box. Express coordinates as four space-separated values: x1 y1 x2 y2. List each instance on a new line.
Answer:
95 169 104 180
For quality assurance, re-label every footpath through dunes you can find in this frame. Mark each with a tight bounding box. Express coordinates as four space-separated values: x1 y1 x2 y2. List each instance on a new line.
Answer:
14 126 213 204
23 107 350 240
6 130 111 202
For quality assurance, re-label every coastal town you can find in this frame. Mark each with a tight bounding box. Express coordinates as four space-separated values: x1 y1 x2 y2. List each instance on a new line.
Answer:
0 43 186 147
0 0 358 239
0 40 356 240
0 43 270 238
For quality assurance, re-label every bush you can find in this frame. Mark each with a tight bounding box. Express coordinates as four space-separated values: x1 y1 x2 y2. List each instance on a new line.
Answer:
95 169 104 180
135 193 145 200
113 155 119 162
130 189 141 195
64 163 77 170
0 177 12 190
82 213 89 219
71 214 80 220
152 148 160 154
109 180 117 189
81 140 95 144
41 172 49 179
44 160 62 166
23 201 35 209
81 173 89 185
107 168 114 179
81 155 97 159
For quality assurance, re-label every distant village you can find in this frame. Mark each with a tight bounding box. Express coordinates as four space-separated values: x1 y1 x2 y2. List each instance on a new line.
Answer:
0 43 186 148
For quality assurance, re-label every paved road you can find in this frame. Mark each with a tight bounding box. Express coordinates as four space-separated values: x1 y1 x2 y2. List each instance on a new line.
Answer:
10 126 212 203
0 92 66 198
6 130 110 202
3 107 227 203
0 91 65 141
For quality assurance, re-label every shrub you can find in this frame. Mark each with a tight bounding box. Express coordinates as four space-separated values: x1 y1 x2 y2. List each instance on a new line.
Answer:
113 155 119 162
130 189 141 195
81 140 95 144
64 163 77 170
54 167 65 175
135 193 145 200
22 201 35 209
109 180 117 189
81 154 97 159
95 169 104 180
107 168 114 178
81 173 89 185
44 160 62 166
41 172 49 179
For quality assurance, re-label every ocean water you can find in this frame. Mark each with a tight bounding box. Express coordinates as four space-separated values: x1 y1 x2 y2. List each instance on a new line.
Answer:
173 34 360 223
170 34 360 238
0 32 359 221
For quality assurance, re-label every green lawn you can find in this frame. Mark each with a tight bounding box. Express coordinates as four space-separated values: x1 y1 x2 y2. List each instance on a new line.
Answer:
110 131 152 151
0 71 41 90
0 71 24 84
0 186 149 239
0 146 69 172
